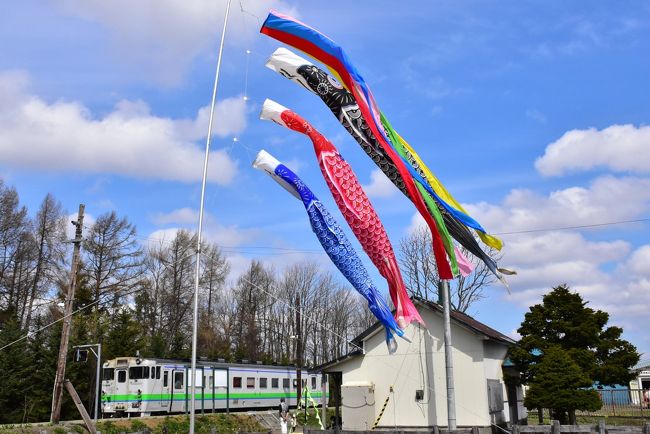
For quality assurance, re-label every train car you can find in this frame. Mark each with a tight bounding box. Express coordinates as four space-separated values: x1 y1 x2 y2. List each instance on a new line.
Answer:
100 357 328 417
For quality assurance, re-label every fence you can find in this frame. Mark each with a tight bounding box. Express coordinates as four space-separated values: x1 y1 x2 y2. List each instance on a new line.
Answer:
309 424 650 434
514 420 650 434
577 389 650 419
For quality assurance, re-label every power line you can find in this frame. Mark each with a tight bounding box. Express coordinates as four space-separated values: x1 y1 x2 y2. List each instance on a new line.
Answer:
494 217 650 236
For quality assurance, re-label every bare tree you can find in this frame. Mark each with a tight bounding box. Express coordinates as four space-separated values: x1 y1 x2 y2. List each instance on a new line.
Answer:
0 180 29 314
232 260 275 362
23 194 66 329
200 243 230 323
399 225 499 312
83 211 143 307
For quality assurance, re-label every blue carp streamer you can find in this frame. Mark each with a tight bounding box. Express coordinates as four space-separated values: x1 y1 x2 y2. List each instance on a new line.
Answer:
253 150 404 346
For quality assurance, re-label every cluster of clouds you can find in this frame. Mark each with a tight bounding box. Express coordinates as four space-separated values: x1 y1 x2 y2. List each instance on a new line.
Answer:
0 71 244 184
53 0 295 85
463 124 650 337
147 207 330 282
401 123 650 347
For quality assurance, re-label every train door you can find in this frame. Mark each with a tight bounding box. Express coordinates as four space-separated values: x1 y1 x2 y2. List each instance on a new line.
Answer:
170 369 185 413
162 369 171 412
115 368 128 413
213 369 228 410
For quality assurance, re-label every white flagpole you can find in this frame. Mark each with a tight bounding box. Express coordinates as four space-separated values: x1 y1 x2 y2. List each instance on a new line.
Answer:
190 1 232 433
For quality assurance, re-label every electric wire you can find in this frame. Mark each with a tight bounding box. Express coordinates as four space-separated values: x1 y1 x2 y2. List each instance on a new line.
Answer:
493 217 650 235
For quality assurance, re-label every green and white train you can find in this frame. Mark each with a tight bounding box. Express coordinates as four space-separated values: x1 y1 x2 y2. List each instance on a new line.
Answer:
101 357 328 417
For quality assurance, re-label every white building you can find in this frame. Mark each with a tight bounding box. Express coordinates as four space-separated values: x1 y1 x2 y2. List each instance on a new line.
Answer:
629 359 650 406
319 298 526 431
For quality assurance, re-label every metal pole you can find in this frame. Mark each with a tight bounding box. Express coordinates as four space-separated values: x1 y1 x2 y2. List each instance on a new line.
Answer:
51 203 85 424
189 1 232 433
296 293 302 411
440 280 457 430
94 343 101 421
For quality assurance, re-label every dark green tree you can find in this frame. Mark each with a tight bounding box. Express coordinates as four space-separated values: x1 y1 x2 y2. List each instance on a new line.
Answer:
0 313 33 423
524 346 601 423
510 285 640 423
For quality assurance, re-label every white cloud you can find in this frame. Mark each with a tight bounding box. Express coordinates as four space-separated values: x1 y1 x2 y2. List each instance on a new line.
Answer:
525 108 547 124
54 0 295 85
465 175 650 234
461 173 650 335
535 124 650 176
625 245 650 278
362 169 400 198
149 208 260 248
504 232 630 267
152 208 200 226
0 71 242 183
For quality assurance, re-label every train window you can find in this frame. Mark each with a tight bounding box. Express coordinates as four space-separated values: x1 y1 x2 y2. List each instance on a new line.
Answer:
129 366 150 380
272 378 279 388
151 368 155 379
246 377 255 389
103 368 114 381
311 377 316 389
233 377 242 388
117 370 126 383
163 371 168 387
260 378 268 388
283 378 290 389
174 372 183 390
321 375 327 385
292 379 298 389
156 367 161 379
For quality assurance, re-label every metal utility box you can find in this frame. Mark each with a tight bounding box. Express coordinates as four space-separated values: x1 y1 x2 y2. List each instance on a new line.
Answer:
342 381 375 430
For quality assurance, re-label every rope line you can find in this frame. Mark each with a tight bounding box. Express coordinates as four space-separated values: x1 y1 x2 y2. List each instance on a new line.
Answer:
371 394 391 430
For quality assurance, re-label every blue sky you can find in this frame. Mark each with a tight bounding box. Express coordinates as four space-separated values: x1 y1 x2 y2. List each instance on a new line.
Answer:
1 0 649 358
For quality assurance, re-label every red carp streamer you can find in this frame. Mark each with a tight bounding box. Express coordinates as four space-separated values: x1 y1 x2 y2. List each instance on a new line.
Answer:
261 99 423 327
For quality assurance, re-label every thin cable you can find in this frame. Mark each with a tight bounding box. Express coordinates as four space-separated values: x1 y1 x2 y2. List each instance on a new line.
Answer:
243 50 251 102
0 295 103 352
494 217 650 235
0 251 197 353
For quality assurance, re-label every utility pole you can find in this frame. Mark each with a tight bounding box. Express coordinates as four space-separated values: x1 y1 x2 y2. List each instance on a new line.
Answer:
51 204 85 424
296 292 302 410
440 280 457 430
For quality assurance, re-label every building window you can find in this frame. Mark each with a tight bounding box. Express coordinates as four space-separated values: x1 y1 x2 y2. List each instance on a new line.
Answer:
272 378 279 388
260 378 268 388
233 377 242 388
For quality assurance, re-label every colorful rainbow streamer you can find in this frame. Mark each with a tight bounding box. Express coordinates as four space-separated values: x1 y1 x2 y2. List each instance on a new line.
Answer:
262 10 455 280
263 49 514 278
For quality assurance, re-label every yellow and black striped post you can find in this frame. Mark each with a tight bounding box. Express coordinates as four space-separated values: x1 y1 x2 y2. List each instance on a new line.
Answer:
371 394 391 430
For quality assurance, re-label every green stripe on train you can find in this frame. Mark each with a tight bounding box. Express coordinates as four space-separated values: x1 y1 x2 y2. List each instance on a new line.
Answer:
103 391 325 402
